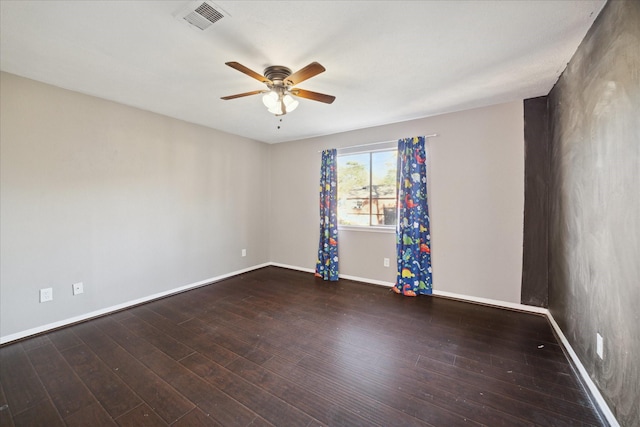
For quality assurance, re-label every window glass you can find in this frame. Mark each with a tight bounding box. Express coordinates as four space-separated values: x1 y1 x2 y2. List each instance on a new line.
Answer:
337 150 397 227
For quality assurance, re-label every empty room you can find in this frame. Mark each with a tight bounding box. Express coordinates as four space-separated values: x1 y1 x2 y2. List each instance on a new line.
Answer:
1 1 638 426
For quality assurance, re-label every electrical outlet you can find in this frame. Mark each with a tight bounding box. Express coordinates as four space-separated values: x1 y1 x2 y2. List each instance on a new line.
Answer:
383 258 390 267
242 249 246 257
40 288 53 303
72 282 84 295
596 333 604 359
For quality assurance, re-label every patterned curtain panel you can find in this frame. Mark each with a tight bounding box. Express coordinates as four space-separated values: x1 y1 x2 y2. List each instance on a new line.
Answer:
315 149 339 281
394 136 433 296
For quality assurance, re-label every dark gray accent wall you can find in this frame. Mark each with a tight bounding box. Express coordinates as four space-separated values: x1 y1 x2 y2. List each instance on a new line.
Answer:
548 1 640 425
522 97 549 307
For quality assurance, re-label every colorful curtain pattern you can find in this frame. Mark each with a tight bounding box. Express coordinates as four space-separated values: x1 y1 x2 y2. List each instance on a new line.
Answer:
315 149 339 281
394 136 433 296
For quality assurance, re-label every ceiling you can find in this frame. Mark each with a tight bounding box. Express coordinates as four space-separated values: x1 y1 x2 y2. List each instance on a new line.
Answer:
0 1 606 144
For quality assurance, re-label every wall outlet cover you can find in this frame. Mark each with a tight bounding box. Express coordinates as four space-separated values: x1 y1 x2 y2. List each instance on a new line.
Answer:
40 288 53 303
596 332 604 359
72 282 84 295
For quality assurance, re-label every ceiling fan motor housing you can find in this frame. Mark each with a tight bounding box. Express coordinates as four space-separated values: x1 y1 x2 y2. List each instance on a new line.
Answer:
264 66 292 86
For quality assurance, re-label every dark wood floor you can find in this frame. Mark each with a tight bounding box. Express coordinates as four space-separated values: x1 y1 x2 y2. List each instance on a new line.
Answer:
0 266 605 426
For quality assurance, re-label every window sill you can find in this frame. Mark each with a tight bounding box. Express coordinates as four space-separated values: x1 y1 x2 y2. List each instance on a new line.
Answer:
338 225 395 234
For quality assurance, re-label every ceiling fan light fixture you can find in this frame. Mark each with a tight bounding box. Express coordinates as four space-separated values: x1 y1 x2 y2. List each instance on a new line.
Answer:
283 94 299 112
262 91 278 109
262 88 298 116
267 102 283 115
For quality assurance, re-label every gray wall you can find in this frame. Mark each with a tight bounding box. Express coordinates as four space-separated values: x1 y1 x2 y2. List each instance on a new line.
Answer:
548 0 640 425
0 72 271 340
521 96 549 307
269 101 525 303
0 73 525 341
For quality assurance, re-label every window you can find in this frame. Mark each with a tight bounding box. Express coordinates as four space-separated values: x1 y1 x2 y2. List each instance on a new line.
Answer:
337 149 397 227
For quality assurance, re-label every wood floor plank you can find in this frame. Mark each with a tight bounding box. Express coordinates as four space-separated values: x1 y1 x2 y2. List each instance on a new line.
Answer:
59 342 142 418
72 320 195 424
226 291 462 369
489 354 581 389
274 292 556 373
139 347 262 426
360 347 562 426
115 314 195 361
226 356 375 426
414 354 601 425
181 352 317 427
0 267 605 426
452 353 590 405
296 353 487 427
0 381 15 427
180 313 307 365
25 343 97 419
100 344 194 424
172 407 224 427
115 404 168 427
47 327 84 351
92 316 167 361
301 350 536 427
245 416 277 427
19 334 51 352
145 298 194 324
64 402 118 427
128 306 239 367
178 318 274 365
0 343 48 416
262 355 433 427
11 397 65 427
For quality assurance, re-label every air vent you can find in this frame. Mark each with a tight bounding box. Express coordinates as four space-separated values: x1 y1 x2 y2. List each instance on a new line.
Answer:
173 1 227 31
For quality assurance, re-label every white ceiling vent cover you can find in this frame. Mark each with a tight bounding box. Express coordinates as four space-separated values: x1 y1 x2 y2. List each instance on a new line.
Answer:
173 1 228 31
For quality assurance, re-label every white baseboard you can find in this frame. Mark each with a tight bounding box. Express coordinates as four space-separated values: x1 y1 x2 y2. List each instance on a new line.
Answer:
0 263 270 345
338 273 395 287
546 312 619 427
269 262 396 287
269 262 315 274
431 289 549 315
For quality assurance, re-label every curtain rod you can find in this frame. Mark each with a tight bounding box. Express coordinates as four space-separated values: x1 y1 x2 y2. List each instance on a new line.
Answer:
318 133 438 153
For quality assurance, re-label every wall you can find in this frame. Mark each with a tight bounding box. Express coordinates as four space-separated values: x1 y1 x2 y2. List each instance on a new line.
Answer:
521 96 550 307
547 0 640 425
270 101 524 303
0 72 270 340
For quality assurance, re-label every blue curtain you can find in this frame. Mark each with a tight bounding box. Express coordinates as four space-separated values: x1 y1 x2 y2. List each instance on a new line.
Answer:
394 136 433 296
315 149 339 281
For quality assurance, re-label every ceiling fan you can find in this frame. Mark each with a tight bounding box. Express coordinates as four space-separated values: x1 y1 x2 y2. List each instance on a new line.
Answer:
221 62 336 116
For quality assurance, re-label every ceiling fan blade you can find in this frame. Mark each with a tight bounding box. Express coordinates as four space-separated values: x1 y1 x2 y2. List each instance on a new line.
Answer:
221 90 265 100
285 62 326 86
225 62 271 84
290 88 335 104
